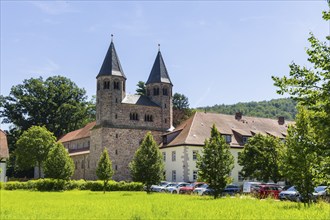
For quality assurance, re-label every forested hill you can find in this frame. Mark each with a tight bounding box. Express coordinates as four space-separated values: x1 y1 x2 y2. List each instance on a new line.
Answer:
197 98 297 121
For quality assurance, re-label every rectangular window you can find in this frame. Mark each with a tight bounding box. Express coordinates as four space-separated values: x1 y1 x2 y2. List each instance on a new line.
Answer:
172 151 176 161
226 135 232 143
192 150 198 161
193 170 198 181
242 136 249 144
238 171 244 182
162 152 166 162
172 170 176 182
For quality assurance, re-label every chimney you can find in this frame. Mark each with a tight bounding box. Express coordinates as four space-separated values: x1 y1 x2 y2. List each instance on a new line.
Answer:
278 116 285 125
235 112 242 120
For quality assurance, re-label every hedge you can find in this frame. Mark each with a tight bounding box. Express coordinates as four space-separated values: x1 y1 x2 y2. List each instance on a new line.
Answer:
2 179 144 192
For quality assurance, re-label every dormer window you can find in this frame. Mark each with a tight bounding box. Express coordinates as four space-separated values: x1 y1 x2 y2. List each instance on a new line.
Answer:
222 135 232 143
242 136 249 144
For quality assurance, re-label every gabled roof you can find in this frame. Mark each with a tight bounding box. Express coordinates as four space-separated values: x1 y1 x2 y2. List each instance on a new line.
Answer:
0 130 9 159
58 121 96 143
146 51 172 85
97 41 126 79
161 112 293 148
122 94 160 107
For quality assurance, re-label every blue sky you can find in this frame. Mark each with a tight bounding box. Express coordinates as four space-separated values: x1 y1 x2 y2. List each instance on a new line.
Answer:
1 1 329 112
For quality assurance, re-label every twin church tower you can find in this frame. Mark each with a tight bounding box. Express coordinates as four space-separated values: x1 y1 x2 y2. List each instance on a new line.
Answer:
88 38 174 180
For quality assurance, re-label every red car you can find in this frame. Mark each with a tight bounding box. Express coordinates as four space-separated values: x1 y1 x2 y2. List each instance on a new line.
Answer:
256 184 282 199
179 182 205 194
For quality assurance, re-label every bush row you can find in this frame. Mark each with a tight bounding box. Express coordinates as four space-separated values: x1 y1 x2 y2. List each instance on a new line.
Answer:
2 179 144 192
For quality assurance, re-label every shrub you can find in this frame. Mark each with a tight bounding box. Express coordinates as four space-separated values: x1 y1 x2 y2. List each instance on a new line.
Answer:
2 179 144 192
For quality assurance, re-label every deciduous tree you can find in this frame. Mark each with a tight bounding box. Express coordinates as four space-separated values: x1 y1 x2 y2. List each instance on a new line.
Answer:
0 76 90 138
129 132 164 193
15 126 56 178
281 106 320 205
272 4 330 186
96 148 114 193
238 134 283 183
196 125 234 199
43 142 74 180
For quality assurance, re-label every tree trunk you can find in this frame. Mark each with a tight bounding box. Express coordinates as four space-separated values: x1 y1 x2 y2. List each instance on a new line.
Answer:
38 161 42 179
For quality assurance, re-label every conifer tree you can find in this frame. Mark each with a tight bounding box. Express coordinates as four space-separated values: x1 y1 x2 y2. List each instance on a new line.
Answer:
197 124 234 199
129 132 164 194
96 148 114 193
43 142 74 180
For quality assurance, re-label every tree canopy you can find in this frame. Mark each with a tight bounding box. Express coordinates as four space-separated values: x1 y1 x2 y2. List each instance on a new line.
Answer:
135 81 146 96
197 98 297 121
272 5 330 188
15 126 57 178
43 142 74 180
0 75 91 138
129 132 164 193
196 125 234 199
238 134 283 183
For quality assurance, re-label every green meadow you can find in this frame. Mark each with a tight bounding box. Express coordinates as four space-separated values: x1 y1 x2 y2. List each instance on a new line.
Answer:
1 190 329 219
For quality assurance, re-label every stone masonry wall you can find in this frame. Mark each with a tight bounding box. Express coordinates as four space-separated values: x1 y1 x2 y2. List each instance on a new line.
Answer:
89 126 163 181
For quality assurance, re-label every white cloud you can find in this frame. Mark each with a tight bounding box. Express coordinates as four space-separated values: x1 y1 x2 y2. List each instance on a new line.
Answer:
30 1 79 15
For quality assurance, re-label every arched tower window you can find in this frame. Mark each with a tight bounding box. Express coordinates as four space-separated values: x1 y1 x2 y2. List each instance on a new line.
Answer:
114 81 120 90
163 87 168 96
153 87 159 96
97 82 100 91
103 81 110 89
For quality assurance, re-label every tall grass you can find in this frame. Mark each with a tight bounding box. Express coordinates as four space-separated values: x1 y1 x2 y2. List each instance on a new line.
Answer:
1 191 329 219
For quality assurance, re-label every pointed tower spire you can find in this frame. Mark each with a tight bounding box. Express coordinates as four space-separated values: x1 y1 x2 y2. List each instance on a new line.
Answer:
97 36 126 78
146 48 172 85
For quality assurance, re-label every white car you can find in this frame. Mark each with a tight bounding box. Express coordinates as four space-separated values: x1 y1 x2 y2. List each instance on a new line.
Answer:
150 181 171 192
193 184 209 195
165 182 189 194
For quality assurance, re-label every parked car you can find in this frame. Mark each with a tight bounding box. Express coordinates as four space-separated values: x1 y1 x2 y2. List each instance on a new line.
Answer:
279 186 315 202
279 186 298 201
165 182 190 194
256 184 282 199
243 182 262 193
202 187 215 196
179 182 205 194
313 186 329 201
222 185 241 196
150 182 172 192
193 184 209 195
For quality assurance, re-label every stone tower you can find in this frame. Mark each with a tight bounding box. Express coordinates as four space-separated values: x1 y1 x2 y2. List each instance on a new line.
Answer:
146 49 174 131
96 38 126 126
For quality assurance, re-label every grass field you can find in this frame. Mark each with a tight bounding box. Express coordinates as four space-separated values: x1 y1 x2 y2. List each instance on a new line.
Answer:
1 190 329 219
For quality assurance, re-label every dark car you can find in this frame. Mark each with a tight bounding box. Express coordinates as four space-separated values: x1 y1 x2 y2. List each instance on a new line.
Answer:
256 184 282 199
222 185 241 196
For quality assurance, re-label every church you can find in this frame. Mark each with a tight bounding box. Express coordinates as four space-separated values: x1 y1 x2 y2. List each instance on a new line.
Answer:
59 38 174 181
59 38 291 183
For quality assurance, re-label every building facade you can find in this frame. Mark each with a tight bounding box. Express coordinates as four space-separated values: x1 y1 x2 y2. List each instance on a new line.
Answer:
59 39 174 181
160 112 291 184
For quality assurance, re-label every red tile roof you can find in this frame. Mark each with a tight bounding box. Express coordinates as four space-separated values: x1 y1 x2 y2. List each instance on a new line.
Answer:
58 121 96 143
0 130 9 159
161 112 293 148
